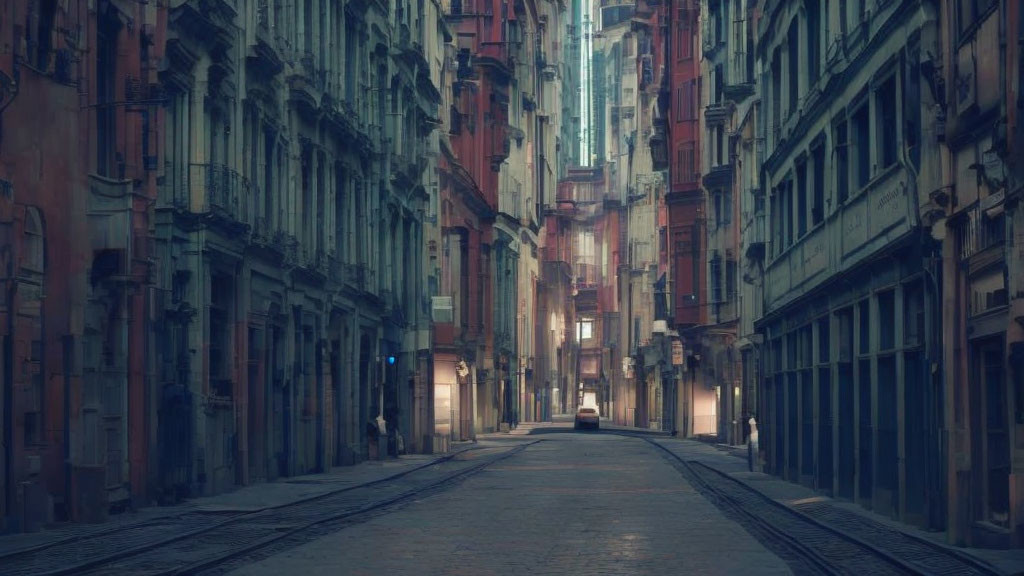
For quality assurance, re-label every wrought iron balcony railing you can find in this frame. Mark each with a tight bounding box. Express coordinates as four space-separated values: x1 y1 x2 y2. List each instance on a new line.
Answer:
955 201 1005 261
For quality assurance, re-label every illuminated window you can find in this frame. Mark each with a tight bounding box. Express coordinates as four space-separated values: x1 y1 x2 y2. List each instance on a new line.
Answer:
577 319 594 341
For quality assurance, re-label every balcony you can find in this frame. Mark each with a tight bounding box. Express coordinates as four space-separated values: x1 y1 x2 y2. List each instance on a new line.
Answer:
171 0 236 54
703 163 732 190
172 163 249 229
498 184 522 222
954 200 1005 263
478 42 512 76
286 53 323 119
723 81 755 102
744 210 766 261
704 102 730 125
343 263 370 292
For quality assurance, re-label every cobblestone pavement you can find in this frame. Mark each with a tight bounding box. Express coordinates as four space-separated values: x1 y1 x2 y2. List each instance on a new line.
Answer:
226 433 792 576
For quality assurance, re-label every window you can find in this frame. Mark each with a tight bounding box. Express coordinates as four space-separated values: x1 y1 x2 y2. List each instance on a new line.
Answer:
878 290 895 350
796 160 808 237
835 120 849 205
787 20 799 115
716 126 724 166
671 141 696 181
345 22 357 101
577 319 594 341
682 81 696 120
714 64 724 104
723 190 732 226
710 255 723 303
817 317 831 364
904 282 924 347
675 87 683 123
335 163 347 259
771 50 782 136
32 0 57 70
807 0 821 86
264 128 276 225
22 207 45 273
858 299 870 355
958 0 996 37
876 76 898 171
725 259 736 299
837 308 854 362
301 147 312 243
677 21 692 60
785 179 794 247
771 187 781 258
96 15 119 177
274 0 286 40
812 143 825 225
303 0 313 53
852 104 871 190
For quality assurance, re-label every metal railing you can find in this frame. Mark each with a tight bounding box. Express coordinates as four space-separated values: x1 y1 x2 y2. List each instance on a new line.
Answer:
955 201 1005 261
172 163 247 223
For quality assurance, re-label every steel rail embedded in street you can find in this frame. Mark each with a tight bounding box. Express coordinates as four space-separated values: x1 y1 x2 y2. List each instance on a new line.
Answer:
0 442 538 576
645 438 1002 576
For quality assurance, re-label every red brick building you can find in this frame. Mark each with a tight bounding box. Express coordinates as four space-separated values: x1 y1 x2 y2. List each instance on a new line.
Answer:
663 0 704 331
0 0 164 530
433 0 515 437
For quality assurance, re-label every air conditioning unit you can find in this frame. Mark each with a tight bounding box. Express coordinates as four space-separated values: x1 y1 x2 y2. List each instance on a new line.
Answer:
652 320 668 334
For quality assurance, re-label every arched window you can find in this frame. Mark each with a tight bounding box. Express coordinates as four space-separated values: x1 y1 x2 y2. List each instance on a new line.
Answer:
22 206 45 274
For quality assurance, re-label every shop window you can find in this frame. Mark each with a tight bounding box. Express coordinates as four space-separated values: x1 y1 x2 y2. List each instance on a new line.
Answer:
858 299 871 355
878 290 895 351
837 308 853 363
904 282 924 347
817 316 831 364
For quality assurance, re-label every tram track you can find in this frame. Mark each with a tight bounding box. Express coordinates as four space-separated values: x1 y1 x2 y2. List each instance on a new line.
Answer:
645 437 1002 576
0 441 538 576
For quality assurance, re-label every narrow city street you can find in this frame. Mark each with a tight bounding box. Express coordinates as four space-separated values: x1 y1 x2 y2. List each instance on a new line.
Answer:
223 432 790 576
1 427 1020 574
3 0 1024 568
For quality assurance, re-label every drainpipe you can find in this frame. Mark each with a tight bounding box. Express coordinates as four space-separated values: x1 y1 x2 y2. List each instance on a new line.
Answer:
896 46 944 529
4 246 13 523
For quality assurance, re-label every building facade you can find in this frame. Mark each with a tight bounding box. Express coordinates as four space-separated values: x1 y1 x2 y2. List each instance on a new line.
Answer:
0 0 164 530
938 0 1024 547
0 0 454 532
754 0 944 538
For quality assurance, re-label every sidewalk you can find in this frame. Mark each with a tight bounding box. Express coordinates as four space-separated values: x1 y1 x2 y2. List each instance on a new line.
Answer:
651 437 1024 576
0 442 477 558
